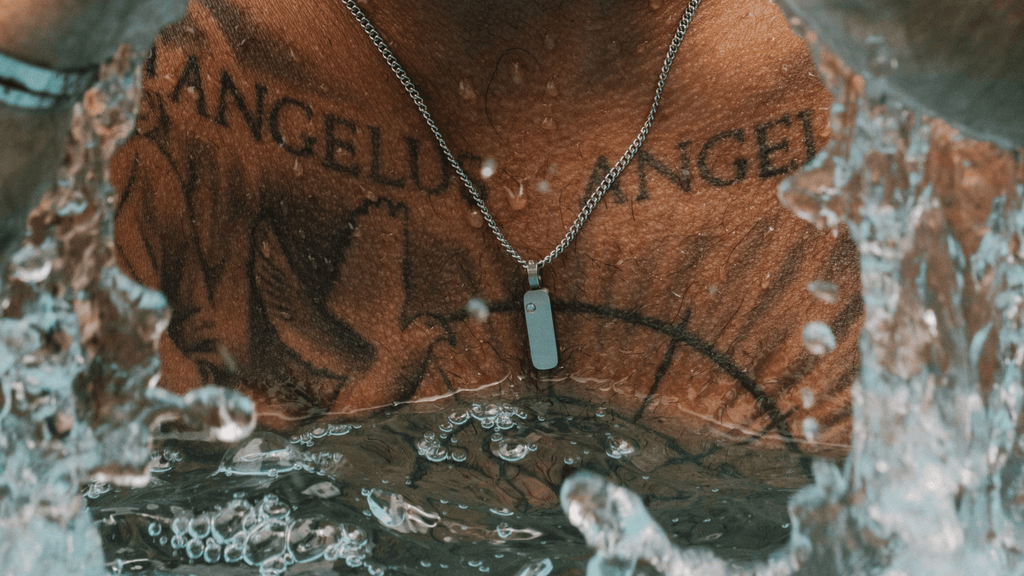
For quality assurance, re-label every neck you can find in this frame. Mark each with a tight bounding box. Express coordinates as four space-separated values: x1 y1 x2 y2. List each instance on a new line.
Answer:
345 0 686 184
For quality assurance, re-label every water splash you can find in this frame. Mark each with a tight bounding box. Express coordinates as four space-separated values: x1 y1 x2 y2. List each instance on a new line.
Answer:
0 48 255 575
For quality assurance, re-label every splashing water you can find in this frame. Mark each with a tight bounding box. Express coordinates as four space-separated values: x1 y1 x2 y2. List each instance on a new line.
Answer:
3 11 1024 576
0 49 255 575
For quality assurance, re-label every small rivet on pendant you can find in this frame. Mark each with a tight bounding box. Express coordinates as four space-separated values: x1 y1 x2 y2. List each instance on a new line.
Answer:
526 303 537 313
527 260 541 289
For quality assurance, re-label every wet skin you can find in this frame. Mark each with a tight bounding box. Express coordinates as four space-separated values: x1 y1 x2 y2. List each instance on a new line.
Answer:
111 0 861 461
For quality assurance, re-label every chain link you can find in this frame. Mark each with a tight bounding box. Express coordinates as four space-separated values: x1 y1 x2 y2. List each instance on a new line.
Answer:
342 0 702 271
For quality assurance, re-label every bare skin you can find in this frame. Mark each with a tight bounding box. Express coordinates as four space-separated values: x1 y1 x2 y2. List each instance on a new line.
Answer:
106 0 861 460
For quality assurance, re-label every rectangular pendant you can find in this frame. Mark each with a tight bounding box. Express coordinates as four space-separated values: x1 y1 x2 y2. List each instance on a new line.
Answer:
524 288 558 370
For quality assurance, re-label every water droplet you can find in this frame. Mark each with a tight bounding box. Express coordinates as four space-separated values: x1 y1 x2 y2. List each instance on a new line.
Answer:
801 388 815 409
649 0 664 9
459 78 476 101
536 180 550 194
510 62 523 84
467 208 485 228
544 35 556 50
545 81 559 97
541 117 557 130
148 522 163 537
802 321 837 355
506 184 527 211
480 158 497 179
802 417 819 442
466 297 489 322
808 280 839 303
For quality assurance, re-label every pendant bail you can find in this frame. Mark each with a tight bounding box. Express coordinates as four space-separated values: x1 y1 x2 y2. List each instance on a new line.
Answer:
527 260 541 289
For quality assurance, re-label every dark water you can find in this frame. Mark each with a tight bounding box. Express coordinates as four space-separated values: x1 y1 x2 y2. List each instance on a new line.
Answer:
87 396 803 575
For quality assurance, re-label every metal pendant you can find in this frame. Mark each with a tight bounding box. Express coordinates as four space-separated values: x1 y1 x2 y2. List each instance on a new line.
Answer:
524 261 558 370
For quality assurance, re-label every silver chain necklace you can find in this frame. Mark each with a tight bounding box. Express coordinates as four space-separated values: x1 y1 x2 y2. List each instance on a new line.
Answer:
342 0 702 370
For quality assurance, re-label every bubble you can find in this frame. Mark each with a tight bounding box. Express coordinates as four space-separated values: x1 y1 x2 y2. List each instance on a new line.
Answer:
417 434 448 462
203 538 222 563
366 489 406 528
259 555 287 576
185 537 205 560
515 558 554 576
171 514 191 536
147 521 162 537
212 499 253 543
493 439 530 462
605 437 636 459
257 495 286 519
242 519 288 565
289 517 340 563
223 538 245 563
188 513 211 539
802 321 837 355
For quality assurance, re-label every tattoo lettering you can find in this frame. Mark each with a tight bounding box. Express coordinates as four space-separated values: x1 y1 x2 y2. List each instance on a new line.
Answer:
216 70 267 142
155 53 821 206
698 129 748 187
